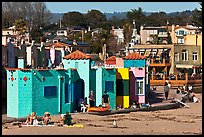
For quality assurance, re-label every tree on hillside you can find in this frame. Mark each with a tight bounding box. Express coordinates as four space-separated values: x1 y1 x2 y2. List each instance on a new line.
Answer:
145 12 168 26
192 2 202 27
2 2 51 42
85 10 107 29
123 21 133 46
126 7 146 34
62 12 86 27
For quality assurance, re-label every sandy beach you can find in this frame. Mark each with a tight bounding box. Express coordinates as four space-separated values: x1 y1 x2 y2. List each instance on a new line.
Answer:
2 92 202 135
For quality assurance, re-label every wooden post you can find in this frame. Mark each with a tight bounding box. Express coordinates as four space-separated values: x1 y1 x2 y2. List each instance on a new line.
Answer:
163 74 165 80
185 73 188 83
152 74 154 80
163 58 165 64
151 58 153 64
176 73 178 80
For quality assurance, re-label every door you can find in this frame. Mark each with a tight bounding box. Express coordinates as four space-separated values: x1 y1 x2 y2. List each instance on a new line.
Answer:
72 79 84 111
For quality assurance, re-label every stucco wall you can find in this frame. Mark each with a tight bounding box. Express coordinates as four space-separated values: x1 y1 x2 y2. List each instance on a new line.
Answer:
63 59 91 99
7 69 74 118
95 68 116 110
174 45 201 66
124 59 146 68
7 70 19 117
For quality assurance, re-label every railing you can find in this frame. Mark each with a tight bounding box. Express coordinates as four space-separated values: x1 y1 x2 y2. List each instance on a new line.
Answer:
150 73 202 86
149 58 171 66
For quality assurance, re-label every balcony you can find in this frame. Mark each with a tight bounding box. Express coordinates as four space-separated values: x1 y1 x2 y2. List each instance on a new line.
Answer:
150 73 202 86
149 58 171 67
158 33 168 37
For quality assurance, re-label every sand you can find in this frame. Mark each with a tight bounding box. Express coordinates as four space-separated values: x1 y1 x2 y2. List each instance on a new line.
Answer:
2 92 202 135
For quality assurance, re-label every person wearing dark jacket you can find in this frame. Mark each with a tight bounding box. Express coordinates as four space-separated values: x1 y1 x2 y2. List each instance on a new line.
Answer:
164 82 170 100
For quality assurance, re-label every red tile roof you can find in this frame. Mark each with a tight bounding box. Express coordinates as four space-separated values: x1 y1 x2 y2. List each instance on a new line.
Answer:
123 52 146 60
106 56 116 61
63 50 92 60
47 42 70 48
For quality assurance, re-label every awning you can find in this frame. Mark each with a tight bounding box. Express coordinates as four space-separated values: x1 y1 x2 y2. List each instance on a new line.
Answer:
176 64 193 69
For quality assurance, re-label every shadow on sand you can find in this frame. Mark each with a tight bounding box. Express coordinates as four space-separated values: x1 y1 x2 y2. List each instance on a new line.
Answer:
148 91 164 104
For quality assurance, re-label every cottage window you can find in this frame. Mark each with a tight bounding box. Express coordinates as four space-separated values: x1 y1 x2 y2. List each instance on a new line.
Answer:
136 78 144 95
182 50 188 61
192 52 198 61
174 53 179 61
105 81 114 92
44 86 57 98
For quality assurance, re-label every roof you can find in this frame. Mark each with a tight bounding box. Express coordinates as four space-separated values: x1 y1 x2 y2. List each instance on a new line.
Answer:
106 56 116 61
143 26 167 30
61 40 89 46
47 42 71 48
123 52 146 60
63 50 92 60
167 25 200 31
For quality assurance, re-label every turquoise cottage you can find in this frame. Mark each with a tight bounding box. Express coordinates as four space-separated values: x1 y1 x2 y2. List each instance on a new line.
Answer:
6 68 77 118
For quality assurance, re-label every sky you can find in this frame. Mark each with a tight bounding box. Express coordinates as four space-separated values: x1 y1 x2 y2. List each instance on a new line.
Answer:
45 2 200 13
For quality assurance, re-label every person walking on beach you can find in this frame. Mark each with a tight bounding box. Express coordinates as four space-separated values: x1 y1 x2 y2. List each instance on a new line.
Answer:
88 90 95 107
102 91 110 107
164 82 170 100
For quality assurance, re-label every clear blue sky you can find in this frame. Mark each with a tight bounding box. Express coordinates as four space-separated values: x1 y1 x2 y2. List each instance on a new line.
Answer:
45 2 200 13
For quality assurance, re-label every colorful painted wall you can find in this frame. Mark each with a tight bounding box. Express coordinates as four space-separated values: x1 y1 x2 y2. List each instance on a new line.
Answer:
116 57 124 68
124 60 146 68
63 59 91 100
116 68 129 108
95 68 116 110
7 69 76 118
129 67 146 104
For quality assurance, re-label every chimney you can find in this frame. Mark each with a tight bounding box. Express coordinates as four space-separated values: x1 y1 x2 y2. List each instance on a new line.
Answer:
172 24 175 32
73 39 77 45
140 25 144 31
18 57 25 69
111 26 115 35
82 30 84 43
31 40 35 46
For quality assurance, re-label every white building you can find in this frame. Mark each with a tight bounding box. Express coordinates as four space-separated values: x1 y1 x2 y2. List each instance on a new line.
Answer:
111 26 124 44
2 26 30 46
129 28 140 48
56 29 68 37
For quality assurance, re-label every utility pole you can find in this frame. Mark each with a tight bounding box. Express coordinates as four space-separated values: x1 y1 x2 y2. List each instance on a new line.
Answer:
59 18 62 29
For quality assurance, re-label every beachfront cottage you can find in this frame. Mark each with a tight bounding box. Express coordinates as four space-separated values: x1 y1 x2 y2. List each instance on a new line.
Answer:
129 67 146 104
6 68 77 118
63 51 117 110
62 50 92 107
123 52 147 105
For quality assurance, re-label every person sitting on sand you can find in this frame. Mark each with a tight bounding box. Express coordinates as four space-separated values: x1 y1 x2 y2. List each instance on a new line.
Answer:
30 112 38 125
62 112 73 126
188 90 196 102
80 100 87 113
43 112 51 125
176 86 182 94
26 114 31 125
